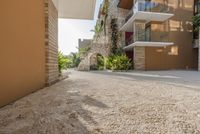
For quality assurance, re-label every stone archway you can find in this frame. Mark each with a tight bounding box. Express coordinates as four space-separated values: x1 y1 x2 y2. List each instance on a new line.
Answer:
78 52 105 71
89 53 105 70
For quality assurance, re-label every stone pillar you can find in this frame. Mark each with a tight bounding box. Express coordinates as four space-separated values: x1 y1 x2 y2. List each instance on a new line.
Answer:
45 0 59 86
134 46 145 70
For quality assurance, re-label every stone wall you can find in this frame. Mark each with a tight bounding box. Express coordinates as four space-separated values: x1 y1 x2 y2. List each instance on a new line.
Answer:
78 39 92 59
78 0 129 71
45 0 59 85
93 0 129 51
134 47 145 70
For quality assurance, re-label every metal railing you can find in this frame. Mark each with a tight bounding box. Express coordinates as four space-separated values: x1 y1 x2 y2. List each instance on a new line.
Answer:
124 31 170 47
134 1 169 13
134 31 170 42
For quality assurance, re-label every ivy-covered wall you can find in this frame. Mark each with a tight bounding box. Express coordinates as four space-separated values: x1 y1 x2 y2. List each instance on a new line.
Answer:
78 0 129 71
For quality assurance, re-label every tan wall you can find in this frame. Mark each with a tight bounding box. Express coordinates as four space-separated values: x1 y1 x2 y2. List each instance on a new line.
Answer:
145 0 198 70
0 0 46 107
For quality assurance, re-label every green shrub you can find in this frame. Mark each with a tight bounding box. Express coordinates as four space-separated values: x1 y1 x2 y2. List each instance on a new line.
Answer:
71 53 81 67
97 54 105 70
66 52 81 68
106 55 132 71
58 51 68 73
193 14 200 31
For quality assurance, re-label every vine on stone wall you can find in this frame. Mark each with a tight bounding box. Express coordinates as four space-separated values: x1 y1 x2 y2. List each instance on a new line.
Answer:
92 20 104 38
101 0 109 36
110 18 119 54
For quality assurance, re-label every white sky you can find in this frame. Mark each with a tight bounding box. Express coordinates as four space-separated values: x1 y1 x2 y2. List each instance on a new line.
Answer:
58 0 103 55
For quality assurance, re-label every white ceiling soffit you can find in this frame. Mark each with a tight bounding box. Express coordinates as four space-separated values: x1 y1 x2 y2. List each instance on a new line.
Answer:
135 12 174 22
124 41 174 50
52 0 96 20
120 12 174 32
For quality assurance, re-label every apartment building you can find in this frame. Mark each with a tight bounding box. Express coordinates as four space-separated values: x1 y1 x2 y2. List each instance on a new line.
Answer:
118 0 198 70
0 0 96 107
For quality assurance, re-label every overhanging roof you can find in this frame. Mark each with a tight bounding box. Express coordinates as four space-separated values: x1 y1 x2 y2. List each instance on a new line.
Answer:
124 41 174 50
52 0 96 20
120 11 174 32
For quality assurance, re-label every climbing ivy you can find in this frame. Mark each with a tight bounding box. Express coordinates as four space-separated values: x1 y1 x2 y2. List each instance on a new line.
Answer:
110 18 119 54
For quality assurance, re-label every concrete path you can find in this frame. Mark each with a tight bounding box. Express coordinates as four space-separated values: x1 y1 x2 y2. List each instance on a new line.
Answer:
0 70 200 134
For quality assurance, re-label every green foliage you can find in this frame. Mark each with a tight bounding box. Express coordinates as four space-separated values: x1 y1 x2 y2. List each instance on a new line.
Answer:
90 54 105 70
69 52 81 68
193 14 200 31
88 54 131 71
106 55 132 71
97 54 105 70
92 21 103 37
58 51 68 73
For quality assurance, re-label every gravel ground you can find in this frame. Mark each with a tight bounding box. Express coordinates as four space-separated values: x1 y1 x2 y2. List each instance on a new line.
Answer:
0 70 200 134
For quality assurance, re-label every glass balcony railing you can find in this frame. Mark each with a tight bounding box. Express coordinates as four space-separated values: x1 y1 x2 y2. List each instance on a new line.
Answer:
134 1 169 13
125 31 170 47
134 31 170 42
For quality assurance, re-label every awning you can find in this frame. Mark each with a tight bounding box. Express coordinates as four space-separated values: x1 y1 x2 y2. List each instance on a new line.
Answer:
52 0 96 20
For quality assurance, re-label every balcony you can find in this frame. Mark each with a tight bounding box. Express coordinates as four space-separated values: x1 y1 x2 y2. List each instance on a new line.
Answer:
124 31 174 50
120 1 174 32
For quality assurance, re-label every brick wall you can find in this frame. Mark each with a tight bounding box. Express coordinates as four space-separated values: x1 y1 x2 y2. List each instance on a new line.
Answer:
45 0 59 86
134 47 145 70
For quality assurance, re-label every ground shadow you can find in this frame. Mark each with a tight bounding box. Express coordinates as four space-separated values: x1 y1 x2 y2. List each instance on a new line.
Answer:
0 79 109 134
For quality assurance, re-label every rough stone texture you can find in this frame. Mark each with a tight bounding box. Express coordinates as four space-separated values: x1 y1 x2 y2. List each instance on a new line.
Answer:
45 0 59 85
77 53 91 71
78 0 128 71
134 46 145 70
78 53 101 71
78 39 92 59
1 70 200 134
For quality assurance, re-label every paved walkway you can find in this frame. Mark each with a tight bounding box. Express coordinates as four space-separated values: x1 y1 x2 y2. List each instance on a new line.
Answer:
0 70 200 134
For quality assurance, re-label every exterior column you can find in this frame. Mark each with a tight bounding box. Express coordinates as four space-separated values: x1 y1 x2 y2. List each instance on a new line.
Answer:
45 0 59 86
134 46 145 70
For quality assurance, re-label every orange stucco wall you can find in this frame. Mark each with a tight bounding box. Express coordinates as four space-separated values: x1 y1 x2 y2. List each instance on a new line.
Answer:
0 0 46 107
145 0 198 70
